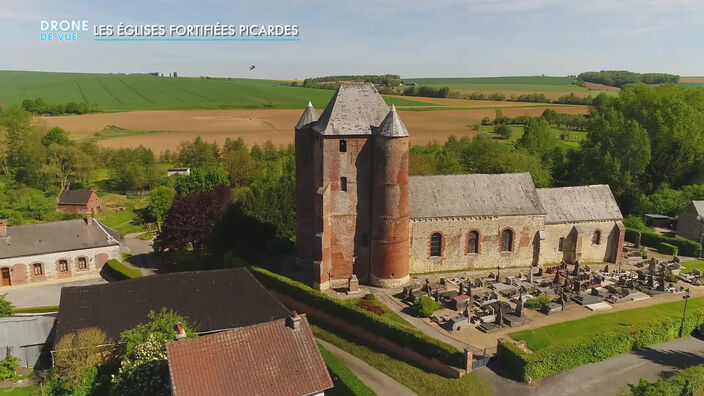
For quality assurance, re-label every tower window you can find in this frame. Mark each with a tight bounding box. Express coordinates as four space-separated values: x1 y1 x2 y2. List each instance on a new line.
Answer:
341 177 348 191
430 233 442 257
558 237 565 252
467 231 479 254
339 140 347 152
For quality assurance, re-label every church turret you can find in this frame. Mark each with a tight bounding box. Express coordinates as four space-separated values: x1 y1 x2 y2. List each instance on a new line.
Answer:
295 101 319 270
370 105 410 287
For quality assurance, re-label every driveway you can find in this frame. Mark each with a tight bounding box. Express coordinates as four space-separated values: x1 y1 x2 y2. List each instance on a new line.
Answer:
3 277 106 308
475 336 704 395
123 232 160 275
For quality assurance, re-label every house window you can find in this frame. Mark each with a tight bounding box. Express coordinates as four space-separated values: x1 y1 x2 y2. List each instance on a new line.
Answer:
430 233 442 257
341 177 348 192
77 257 87 270
32 263 43 276
59 260 69 272
339 140 347 152
501 229 514 252
467 231 479 254
558 237 565 252
592 230 601 245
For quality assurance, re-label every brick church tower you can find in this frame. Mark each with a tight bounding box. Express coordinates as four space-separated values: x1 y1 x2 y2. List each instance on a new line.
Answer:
295 83 410 289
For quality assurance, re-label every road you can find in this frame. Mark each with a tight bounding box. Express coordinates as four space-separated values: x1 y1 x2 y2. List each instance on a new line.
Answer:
4 277 106 308
317 339 416 396
474 336 704 395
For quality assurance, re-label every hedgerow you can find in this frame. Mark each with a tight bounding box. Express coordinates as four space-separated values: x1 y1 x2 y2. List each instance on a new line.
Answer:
658 242 678 256
625 228 701 257
623 364 704 395
499 309 704 382
248 266 465 368
104 259 143 280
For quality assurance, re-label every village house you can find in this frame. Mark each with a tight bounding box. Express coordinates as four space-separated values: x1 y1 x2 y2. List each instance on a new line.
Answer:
0 215 120 288
166 313 333 396
676 200 704 246
54 268 291 342
56 189 103 213
295 83 625 290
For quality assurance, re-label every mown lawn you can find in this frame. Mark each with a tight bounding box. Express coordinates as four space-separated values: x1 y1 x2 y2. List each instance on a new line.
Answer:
95 193 151 234
510 297 704 351
313 324 493 396
681 260 704 274
0 385 40 396
319 344 377 396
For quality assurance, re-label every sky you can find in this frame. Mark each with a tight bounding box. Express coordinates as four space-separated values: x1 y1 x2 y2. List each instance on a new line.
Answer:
0 0 702 79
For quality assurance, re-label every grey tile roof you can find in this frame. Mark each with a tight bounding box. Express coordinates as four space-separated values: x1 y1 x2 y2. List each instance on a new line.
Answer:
57 190 95 205
0 219 120 259
409 173 546 218
295 101 319 130
313 83 391 135
692 201 704 215
375 104 409 137
536 185 623 224
0 315 55 347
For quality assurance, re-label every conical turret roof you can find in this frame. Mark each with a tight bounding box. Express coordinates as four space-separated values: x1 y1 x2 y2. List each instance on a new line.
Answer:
376 104 409 137
295 101 319 130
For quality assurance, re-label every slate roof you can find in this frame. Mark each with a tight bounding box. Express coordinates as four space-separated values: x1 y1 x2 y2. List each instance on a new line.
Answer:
409 173 546 218
536 185 623 224
57 190 95 205
0 315 55 347
54 268 290 343
312 83 391 135
375 104 409 137
166 315 332 396
295 101 319 130
0 219 120 259
692 201 704 215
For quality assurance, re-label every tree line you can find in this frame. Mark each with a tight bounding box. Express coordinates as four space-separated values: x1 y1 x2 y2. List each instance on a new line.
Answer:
22 97 97 115
577 70 679 88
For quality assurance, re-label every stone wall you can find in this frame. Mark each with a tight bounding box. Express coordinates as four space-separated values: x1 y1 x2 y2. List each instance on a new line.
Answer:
540 221 622 264
409 215 544 273
0 245 120 287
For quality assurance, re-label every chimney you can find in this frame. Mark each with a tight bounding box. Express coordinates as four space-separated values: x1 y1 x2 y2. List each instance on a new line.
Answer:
287 311 302 330
85 212 93 226
175 322 187 341
0 219 6 236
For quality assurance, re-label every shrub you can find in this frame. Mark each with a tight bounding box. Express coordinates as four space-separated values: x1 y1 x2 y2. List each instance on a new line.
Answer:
0 356 19 381
413 296 440 318
0 293 13 317
498 307 704 382
249 266 465 367
53 327 110 390
524 296 552 310
665 273 677 283
624 364 704 395
494 124 512 140
104 259 143 280
628 228 702 257
658 242 678 256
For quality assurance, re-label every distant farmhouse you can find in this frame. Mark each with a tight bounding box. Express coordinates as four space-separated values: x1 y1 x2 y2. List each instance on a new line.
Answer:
56 189 102 213
166 314 333 396
167 167 191 177
294 83 625 290
0 216 120 288
677 201 704 246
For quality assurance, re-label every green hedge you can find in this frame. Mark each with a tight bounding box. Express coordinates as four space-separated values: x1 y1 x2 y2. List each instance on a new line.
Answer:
626 228 701 257
658 242 678 256
623 364 704 395
249 266 465 368
104 259 143 280
499 310 704 382
319 345 377 396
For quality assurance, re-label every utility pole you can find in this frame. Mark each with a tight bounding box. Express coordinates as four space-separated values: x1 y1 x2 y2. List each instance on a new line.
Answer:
679 288 691 338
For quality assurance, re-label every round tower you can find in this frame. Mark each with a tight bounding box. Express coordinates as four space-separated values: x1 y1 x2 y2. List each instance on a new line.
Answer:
370 105 410 287
294 102 319 270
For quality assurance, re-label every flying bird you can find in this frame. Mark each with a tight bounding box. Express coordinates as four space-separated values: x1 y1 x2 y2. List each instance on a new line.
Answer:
249 65 255 71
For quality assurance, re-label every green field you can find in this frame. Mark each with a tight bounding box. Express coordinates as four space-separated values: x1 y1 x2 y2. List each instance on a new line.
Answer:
0 70 431 112
510 297 704 351
406 76 590 93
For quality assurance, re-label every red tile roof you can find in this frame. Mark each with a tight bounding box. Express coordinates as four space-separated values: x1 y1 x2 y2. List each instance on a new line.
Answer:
166 314 333 396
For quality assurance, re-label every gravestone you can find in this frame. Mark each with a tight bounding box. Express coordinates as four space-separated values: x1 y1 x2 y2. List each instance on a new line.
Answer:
348 275 359 294
573 261 580 276
516 290 524 318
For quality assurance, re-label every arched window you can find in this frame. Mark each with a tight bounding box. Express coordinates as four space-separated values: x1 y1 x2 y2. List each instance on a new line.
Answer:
430 233 443 257
592 230 601 245
467 231 479 254
501 229 514 252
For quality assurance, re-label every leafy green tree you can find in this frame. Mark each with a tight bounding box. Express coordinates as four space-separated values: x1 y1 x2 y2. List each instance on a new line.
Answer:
634 185 688 216
113 309 196 396
174 167 229 195
494 124 512 139
148 186 176 226
408 152 437 176
43 144 94 191
0 293 13 317
518 117 553 156
222 148 257 187
41 127 70 147
109 147 162 192
53 327 110 392
176 137 219 168
413 296 439 318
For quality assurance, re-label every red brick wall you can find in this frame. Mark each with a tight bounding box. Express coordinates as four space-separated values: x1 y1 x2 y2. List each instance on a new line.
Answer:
10 264 27 285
